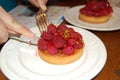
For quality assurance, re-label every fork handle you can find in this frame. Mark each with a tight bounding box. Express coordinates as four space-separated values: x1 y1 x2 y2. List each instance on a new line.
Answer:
9 35 39 46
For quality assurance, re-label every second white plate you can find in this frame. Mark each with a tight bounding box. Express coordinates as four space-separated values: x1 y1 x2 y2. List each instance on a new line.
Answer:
64 5 120 31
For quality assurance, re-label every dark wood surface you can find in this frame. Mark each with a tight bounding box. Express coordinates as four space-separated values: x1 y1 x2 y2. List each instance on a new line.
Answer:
0 0 120 80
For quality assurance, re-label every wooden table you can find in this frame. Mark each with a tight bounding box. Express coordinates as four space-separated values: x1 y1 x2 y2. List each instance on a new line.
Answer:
0 0 120 80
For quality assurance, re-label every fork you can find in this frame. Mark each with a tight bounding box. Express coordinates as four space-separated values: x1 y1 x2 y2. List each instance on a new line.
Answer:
35 8 48 34
9 9 48 45
9 34 39 46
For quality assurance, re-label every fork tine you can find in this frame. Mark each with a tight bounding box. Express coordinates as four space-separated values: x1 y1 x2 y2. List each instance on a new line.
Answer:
36 12 48 34
36 14 42 33
38 14 44 33
42 13 48 31
40 13 47 32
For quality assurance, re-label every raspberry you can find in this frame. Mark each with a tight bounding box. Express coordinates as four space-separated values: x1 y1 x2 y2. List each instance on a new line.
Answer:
74 42 83 49
62 45 74 55
47 43 58 55
58 24 68 32
67 38 76 46
80 8 87 14
90 4 99 12
52 35 66 48
68 28 75 36
107 6 113 13
94 11 101 17
72 32 82 40
38 38 48 51
47 23 57 34
99 2 106 10
41 31 53 40
101 10 108 16
87 10 93 16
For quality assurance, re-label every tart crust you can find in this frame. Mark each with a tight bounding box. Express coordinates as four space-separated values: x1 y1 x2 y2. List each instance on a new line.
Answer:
38 47 84 65
79 13 112 23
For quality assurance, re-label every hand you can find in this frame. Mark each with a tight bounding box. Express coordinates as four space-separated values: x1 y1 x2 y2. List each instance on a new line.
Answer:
29 0 48 11
0 6 35 44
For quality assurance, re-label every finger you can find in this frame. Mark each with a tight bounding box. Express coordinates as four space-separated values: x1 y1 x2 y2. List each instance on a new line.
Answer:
0 6 35 38
0 20 9 44
37 0 48 11
29 0 47 11
29 0 39 7
7 29 20 36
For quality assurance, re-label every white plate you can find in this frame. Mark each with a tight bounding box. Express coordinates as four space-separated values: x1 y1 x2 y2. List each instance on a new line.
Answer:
64 5 120 31
0 25 107 80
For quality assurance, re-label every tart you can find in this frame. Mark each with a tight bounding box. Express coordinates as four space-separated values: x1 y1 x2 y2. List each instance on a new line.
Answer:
79 0 113 23
37 24 84 65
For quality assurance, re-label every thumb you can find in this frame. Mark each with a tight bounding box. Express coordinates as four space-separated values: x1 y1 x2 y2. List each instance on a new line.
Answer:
0 20 9 44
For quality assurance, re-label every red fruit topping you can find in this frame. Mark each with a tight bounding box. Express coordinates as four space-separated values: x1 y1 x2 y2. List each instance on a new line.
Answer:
38 38 48 51
38 24 84 55
41 31 53 40
62 45 74 55
52 35 66 48
80 0 113 16
47 43 58 55
47 23 57 34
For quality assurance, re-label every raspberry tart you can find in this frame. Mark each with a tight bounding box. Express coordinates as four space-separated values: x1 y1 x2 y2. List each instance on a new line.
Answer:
37 24 84 65
79 0 113 23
